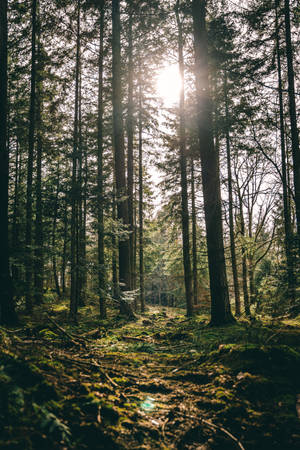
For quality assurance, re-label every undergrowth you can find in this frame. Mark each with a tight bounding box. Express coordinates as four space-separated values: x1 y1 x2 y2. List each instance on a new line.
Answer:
1 304 300 449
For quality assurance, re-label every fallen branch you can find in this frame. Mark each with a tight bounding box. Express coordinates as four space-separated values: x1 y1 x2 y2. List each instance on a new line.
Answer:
171 359 199 373
46 314 86 348
80 328 101 338
265 331 281 344
54 353 119 388
91 359 119 387
121 335 148 342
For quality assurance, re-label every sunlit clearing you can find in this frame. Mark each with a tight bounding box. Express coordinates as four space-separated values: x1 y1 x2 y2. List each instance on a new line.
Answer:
156 64 182 106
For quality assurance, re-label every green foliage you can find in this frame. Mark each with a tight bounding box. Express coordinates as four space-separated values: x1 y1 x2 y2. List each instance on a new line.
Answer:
33 403 71 445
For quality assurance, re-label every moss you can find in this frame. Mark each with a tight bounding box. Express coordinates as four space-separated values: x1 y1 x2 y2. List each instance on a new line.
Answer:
112 377 129 386
38 329 59 340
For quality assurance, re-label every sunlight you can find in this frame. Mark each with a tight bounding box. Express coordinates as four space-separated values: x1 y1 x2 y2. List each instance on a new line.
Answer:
156 64 182 106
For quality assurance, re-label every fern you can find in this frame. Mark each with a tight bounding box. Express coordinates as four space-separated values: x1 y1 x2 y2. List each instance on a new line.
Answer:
33 403 71 444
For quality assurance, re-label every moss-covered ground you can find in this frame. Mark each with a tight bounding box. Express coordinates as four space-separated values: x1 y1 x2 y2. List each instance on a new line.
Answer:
1 304 300 449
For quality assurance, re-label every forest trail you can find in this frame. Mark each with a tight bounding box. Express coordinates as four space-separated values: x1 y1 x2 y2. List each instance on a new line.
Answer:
2 305 300 449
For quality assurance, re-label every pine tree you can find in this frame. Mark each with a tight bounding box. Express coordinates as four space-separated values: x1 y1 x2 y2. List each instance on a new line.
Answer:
192 0 234 325
0 0 17 325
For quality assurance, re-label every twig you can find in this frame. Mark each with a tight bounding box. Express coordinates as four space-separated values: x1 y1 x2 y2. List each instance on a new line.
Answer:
265 331 281 344
161 418 169 440
171 359 199 373
176 411 246 450
46 314 85 348
80 328 101 338
3 328 23 334
121 335 148 342
91 358 119 387
54 353 119 388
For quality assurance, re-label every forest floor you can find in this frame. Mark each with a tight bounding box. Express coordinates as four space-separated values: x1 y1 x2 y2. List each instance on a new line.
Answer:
1 303 300 450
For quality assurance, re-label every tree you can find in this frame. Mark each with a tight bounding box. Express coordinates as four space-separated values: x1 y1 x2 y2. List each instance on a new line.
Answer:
283 0 300 258
126 1 134 291
190 158 199 306
175 0 193 316
70 0 81 323
97 0 106 318
0 0 17 324
112 0 131 292
34 23 44 305
138 57 145 313
275 0 296 303
223 71 241 316
192 0 234 325
25 0 37 313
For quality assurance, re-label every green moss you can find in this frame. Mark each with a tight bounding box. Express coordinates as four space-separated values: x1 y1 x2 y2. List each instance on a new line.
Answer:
38 329 59 340
112 377 129 386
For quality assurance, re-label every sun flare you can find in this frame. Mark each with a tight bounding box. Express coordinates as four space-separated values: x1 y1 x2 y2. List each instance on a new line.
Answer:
156 65 182 106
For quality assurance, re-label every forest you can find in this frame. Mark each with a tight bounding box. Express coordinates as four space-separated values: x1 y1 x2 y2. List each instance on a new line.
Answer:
0 0 300 448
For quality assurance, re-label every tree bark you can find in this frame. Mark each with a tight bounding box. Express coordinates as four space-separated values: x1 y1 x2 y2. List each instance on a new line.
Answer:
112 181 119 298
175 1 193 317
25 0 37 313
238 193 250 317
97 1 106 318
61 195 68 296
70 0 81 323
77 68 85 307
191 158 198 306
112 0 131 291
224 71 241 316
138 65 145 313
34 38 44 305
0 0 17 324
12 138 21 298
284 0 300 257
275 0 296 302
52 162 61 298
127 5 134 290
192 0 234 325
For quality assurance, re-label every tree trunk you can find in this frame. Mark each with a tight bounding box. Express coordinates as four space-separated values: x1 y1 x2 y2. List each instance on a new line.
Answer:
12 138 20 297
61 195 68 296
112 181 119 298
77 69 85 307
192 0 233 325
82 134 88 299
275 1 296 303
52 162 61 298
34 38 44 305
175 1 193 317
127 6 134 290
97 1 106 318
284 0 300 257
238 194 250 317
25 0 37 313
70 0 81 323
112 0 130 291
0 0 17 324
224 71 241 317
138 68 145 313
190 158 199 306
